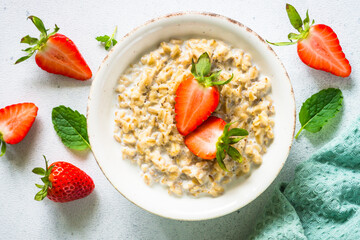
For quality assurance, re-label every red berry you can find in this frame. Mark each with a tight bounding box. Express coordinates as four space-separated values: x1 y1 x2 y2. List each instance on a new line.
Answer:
33 157 95 203
0 103 38 156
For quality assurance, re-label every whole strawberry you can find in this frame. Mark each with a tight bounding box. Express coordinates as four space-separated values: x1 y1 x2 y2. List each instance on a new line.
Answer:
268 4 351 77
33 156 95 202
16 16 92 80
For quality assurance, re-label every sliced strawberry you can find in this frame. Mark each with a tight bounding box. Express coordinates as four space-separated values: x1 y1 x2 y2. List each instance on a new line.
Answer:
35 33 92 80
175 76 219 136
0 103 38 149
33 156 95 202
297 24 351 77
15 16 92 80
267 4 351 77
175 53 233 136
185 116 248 171
185 116 225 159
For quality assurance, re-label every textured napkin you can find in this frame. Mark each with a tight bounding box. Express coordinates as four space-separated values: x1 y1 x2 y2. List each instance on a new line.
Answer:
250 117 360 240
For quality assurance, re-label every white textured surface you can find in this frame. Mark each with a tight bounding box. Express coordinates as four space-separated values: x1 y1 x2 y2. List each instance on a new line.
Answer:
0 0 358 239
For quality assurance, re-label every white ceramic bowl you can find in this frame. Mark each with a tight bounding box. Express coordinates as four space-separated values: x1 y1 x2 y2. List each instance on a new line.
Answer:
87 12 295 221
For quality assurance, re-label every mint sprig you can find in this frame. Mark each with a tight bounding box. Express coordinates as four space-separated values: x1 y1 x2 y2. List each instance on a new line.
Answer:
216 122 249 171
266 4 315 46
295 88 343 139
15 16 59 64
52 105 90 150
96 26 118 50
191 52 233 87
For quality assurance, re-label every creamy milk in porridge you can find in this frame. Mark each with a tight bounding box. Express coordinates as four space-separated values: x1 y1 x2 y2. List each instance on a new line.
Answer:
114 39 274 197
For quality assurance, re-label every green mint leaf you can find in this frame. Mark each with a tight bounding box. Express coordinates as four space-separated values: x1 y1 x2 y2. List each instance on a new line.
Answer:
227 146 242 163
96 35 110 43
228 128 248 137
96 26 118 51
21 35 38 45
52 105 91 150
32 168 46 176
195 52 211 77
35 184 43 189
286 3 303 31
28 16 47 36
0 137 6 157
266 40 297 46
295 88 343 139
105 39 112 50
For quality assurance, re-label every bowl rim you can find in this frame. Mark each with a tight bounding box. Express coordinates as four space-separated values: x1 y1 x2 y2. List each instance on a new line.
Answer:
87 11 296 221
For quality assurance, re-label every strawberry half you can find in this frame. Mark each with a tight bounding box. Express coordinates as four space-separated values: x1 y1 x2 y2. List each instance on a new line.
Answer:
33 156 95 202
184 116 248 171
15 16 92 80
0 103 38 157
175 52 233 136
268 4 351 77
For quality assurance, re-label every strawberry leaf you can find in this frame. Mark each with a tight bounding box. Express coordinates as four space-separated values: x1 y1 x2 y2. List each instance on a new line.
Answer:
228 128 248 137
21 35 38 45
227 146 242 163
28 16 47 37
286 3 303 31
228 137 245 144
215 123 249 171
216 145 227 171
266 40 297 46
52 105 90 150
0 136 6 157
32 168 46 175
15 53 34 64
295 88 343 139
194 52 211 77
212 74 234 86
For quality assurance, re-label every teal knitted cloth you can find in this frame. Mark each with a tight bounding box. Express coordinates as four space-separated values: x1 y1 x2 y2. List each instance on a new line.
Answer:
251 117 360 240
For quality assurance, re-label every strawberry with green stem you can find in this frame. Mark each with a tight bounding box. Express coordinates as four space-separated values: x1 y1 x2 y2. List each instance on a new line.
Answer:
16 16 92 80
184 116 248 171
267 4 351 77
175 52 233 136
33 156 95 202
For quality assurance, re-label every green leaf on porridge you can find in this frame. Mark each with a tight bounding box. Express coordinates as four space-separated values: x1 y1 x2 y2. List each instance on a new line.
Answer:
52 105 91 150
216 122 249 171
295 88 343 139
96 26 118 50
191 52 234 87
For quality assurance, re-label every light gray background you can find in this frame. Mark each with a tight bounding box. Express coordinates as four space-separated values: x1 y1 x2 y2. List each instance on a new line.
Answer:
0 0 359 239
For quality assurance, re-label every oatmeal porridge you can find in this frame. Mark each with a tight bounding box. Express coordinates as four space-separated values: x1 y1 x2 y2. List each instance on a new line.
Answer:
114 39 275 197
